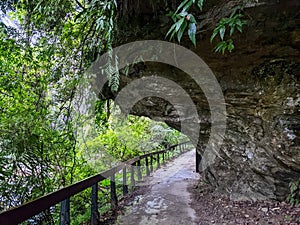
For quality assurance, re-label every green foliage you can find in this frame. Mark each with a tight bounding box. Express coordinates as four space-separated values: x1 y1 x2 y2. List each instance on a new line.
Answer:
167 0 249 52
82 104 188 170
0 1 104 221
213 39 234 54
0 32 63 209
94 100 109 131
0 1 188 224
13 0 118 90
166 0 203 46
83 114 151 166
287 179 300 206
70 189 91 225
210 12 247 53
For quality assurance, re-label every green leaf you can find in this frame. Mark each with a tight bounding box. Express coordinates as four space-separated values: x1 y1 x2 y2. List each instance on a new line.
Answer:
177 20 188 42
236 19 242 27
197 0 204 10
210 28 218 43
214 41 227 53
219 26 226 40
237 25 243 33
227 39 234 52
166 23 177 39
167 11 177 22
174 0 189 14
187 14 196 23
188 23 197 46
178 11 188 17
230 27 235 36
183 0 193 12
175 18 185 32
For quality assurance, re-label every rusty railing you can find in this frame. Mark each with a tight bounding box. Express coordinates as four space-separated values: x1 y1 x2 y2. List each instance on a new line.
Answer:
0 141 192 225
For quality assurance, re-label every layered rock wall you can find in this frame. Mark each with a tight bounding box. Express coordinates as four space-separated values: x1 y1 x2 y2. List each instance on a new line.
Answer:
100 0 300 200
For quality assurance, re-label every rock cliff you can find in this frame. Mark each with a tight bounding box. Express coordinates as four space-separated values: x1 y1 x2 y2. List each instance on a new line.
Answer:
100 0 300 201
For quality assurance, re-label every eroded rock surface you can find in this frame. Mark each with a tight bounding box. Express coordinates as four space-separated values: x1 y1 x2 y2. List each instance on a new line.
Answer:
100 0 300 201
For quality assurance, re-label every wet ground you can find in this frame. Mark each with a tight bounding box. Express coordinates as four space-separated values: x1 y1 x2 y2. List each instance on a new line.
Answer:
109 150 300 225
114 150 200 225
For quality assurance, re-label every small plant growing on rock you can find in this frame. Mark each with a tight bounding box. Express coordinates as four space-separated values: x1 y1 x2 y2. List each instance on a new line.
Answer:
287 179 300 206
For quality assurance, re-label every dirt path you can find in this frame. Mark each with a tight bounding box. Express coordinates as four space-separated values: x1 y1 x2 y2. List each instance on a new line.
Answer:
114 150 200 225
189 179 300 225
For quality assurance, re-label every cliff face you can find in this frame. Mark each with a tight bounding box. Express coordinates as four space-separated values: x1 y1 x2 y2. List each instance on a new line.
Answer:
100 0 300 201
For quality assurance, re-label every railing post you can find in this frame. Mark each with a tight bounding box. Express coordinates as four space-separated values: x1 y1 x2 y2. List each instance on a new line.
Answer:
150 155 153 173
137 160 142 181
145 157 150 176
0 142 194 225
123 167 128 195
110 173 118 210
91 183 99 225
130 163 135 191
60 198 70 225
167 149 170 160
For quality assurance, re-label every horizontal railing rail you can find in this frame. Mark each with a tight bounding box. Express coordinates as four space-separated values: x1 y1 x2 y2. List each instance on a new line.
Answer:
0 141 192 225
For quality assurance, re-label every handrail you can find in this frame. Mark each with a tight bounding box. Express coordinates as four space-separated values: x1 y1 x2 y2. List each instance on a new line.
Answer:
0 141 191 225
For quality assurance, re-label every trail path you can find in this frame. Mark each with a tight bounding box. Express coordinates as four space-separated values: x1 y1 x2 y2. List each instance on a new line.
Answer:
115 150 200 225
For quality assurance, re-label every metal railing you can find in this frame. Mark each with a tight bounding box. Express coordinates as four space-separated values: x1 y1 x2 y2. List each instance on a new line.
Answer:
0 141 192 225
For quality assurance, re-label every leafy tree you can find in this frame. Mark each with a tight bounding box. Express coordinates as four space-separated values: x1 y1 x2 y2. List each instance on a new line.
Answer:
0 1 94 221
83 104 188 170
